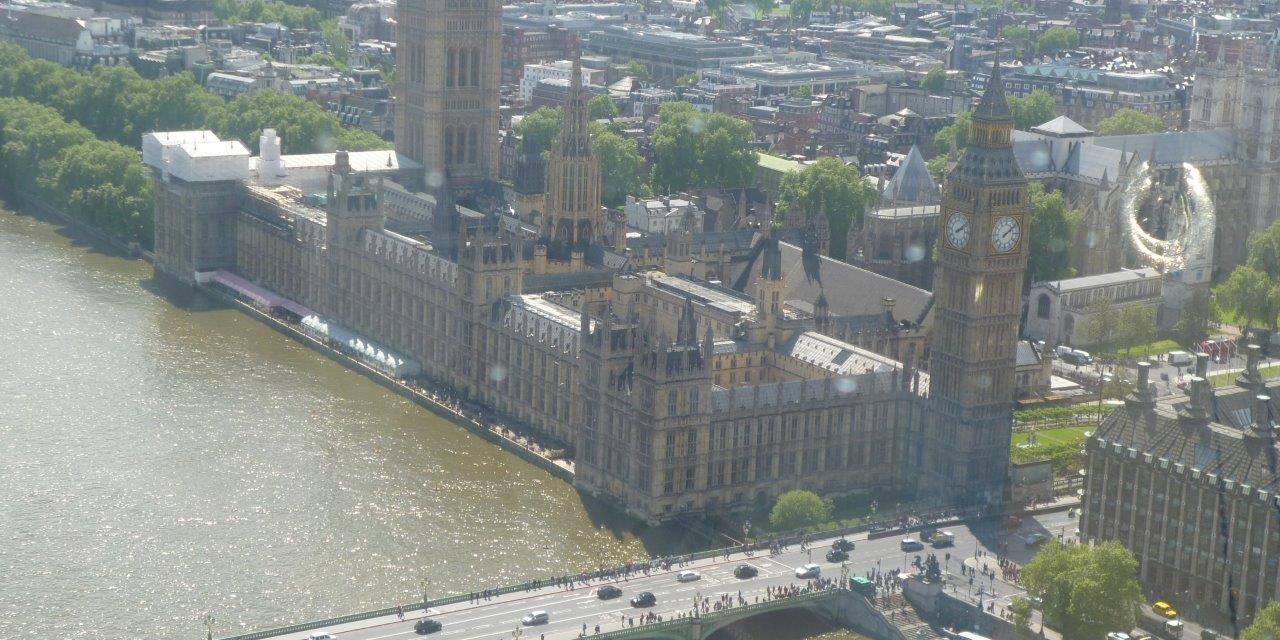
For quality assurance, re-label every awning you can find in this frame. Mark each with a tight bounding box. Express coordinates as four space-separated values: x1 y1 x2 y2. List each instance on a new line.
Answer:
212 270 280 307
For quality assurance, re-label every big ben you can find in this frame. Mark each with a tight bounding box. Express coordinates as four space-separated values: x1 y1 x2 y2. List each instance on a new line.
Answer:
927 60 1028 506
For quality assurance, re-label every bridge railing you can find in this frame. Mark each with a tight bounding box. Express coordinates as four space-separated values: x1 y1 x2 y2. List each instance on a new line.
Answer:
594 588 845 640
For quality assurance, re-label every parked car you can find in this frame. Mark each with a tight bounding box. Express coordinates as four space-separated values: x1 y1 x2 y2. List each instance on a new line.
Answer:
825 549 849 562
597 585 622 600
413 619 442 634
795 564 821 579
733 564 758 579
832 538 855 552
308 633 337 640
630 591 656 607
1153 601 1178 619
676 570 701 582
521 611 550 626
900 538 924 551
1024 532 1051 546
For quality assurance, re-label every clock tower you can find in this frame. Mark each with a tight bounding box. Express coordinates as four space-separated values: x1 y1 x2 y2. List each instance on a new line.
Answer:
927 60 1028 506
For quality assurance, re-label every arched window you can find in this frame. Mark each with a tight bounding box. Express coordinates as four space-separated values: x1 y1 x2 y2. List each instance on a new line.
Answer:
1037 293 1051 319
446 49 455 88
1200 89 1212 122
467 125 478 164
470 47 481 87
444 126 455 165
456 48 467 87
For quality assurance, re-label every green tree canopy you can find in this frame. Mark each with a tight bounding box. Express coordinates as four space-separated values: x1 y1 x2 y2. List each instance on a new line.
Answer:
514 106 563 157
624 60 650 82
1021 541 1143 640
776 156 873 260
213 0 322 29
320 19 351 68
921 68 947 93
1036 26 1080 54
1001 24 1030 44
933 110 972 151
1083 295 1120 346
1243 601 1280 640
651 101 756 193
1245 217 1280 279
926 155 949 182
588 94 619 120
751 0 775 18
1008 89 1057 130
1117 304 1158 357
789 85 813 98
1026 182 1080 283
1213 264 1280 331
768 490 832 530
789 0 814 22
211 90 390 154
590 121 650 207
1097 108 1164 136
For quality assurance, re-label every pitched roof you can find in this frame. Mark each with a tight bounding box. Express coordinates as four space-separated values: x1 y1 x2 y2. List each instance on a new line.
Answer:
974 58 1011 121
882 145 939 206
1031 115 1093 138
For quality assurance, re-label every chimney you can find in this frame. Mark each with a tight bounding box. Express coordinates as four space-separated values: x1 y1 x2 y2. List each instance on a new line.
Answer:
1246 394 1274 446
1127 360 1155 408
1178 373 1212 427
1236 343 1263 391
1194 351 1210 379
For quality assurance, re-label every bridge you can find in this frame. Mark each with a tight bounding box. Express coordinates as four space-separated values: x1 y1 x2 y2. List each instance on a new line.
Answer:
217 510 1074 640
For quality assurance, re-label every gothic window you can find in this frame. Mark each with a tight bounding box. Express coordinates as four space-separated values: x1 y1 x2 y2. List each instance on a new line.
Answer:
456 48 467 87
446 49 455 88
444 126 455 165
470 47 481 87
467 125 478 164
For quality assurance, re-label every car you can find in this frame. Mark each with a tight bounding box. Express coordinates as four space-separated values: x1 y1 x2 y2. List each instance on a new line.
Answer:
832 538 855 552
630 591 657 607
521 611 550 626
676 570 702 582
733 564 758 579
795 563 821 579
307 633 337 640
1106 633 1131 640
1026 596 1043 609
825 549 849 562
1024 532 1051 546
1153 601 1178 619
900 538 924 551
413 619 442 635
597 584 622 600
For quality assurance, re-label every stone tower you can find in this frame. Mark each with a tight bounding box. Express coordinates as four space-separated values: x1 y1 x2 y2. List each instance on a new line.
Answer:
395 0 500 194
543 55 602 260
926 60 1029 506
325 150 383 318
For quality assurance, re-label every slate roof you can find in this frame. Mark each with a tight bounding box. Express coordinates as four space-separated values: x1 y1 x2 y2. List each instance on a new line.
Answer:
1012 130 1128 183
4 11 87 45
974 58 1011 121
731 239 934 328
1090 130 1237 166
1031 116 1093 138
882 145 940 206
779 331 899 375
1094 381 1280 491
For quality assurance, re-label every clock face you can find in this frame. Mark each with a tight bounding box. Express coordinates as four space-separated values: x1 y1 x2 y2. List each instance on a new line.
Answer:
946 212 970 249
991 215 1021 253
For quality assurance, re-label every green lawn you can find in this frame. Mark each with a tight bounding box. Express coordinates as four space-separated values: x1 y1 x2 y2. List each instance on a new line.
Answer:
1012 426 1092 448
1209 363 1280 388
1097 338 1184 359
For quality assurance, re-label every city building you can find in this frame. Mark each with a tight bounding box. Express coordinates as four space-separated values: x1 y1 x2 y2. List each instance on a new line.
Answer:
584 25 762 80
721 60 870 98
851 146 941 289
518 60 598 102
1082 351 1280 626
502 25 578 86
1025 267 1163 348
395 0 501 193
0 6 130 67
624 195 705 235
921 60 1030 506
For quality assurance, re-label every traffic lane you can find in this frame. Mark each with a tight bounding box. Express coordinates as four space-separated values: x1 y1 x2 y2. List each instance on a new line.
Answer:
300 512 1074 640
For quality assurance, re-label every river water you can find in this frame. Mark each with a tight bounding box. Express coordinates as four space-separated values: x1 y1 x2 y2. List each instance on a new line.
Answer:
0 209 655 640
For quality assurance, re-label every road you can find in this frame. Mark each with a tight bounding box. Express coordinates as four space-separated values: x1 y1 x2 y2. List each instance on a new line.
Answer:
273 511 1076 640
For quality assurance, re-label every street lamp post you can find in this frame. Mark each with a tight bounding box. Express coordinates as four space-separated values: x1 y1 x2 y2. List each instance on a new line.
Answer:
421 578 430 612
202 614 215 640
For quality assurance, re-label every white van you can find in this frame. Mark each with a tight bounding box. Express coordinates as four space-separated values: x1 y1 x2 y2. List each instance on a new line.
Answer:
1168 351 1193 367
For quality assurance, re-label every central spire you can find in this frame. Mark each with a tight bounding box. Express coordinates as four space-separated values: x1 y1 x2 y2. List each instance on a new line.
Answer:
974 55 1011 122
556 54 593 159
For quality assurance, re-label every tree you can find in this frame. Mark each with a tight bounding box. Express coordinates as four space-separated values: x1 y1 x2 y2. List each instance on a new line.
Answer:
1245 217 1280 279
1021 541 1143 640
1026 182 1080 283
1002 24 1031 53
1083 296 1120 347
587 94 619 120
776 157 874 260
590 122 650 207
1118 304 1157 357
320 19 351 69
1009 596 1034 638
789 0 814 22
624 60 650 82
675 73 699 87
1213 264 1280 331
768 490 832 530
1172 289 1211 345
933 110 972 150
921 68 947 93
926 155 949 182
1096 108 1164 135
651 102 756 193
751 0 775 18
789 85 813 98
1008 89 1057 130
1243 601 1280 640
514 106 563 157
1036 26 1080 54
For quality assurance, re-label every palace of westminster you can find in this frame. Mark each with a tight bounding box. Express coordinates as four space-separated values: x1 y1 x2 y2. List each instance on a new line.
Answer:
144 0 1030 523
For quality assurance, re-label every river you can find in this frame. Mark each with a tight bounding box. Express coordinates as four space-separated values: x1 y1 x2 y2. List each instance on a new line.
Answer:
0 208 656 640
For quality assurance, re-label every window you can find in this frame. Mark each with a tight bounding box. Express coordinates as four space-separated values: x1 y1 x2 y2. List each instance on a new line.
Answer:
665 432 676 460
686 429 697 456
663 469 674 495
684 467 696 491
668 391 678 416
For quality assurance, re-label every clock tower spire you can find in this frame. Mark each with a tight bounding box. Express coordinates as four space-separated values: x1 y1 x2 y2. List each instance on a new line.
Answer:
927 58 1028 506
